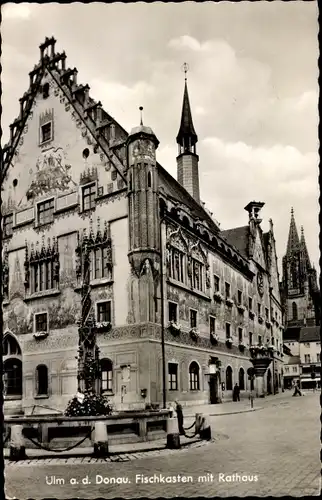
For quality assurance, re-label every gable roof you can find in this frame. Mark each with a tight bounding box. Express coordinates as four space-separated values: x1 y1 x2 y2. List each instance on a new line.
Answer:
221 226 249 259
286 355 300 365
284 327 301 341
299 326 321 343
158 165 220 232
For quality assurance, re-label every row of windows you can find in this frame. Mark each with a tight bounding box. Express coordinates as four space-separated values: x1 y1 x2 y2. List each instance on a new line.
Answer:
304 354 320 364
2 183 100 237
168 301 280 347
284 366 298 373
2 358 113 397
168 363 249 392
6 301 112 335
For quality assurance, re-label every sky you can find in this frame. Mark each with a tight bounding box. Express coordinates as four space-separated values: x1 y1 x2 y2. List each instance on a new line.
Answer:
1 2 320 275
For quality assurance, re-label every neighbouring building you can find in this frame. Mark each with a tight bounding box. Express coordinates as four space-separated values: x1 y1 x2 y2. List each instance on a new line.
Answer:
280 209 321 390
2 37 284 415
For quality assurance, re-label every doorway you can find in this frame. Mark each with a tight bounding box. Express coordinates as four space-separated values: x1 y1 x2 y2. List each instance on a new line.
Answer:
209 373 219 404
267 369 272 395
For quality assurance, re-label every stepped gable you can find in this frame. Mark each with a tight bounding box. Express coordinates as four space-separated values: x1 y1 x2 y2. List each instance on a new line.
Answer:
1 36 128 185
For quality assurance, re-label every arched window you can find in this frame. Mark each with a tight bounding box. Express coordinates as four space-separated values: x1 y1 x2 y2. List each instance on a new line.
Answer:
239 368 245 391
226 366 233 391
147 171 152 188
36 365 48 396
3 359 22 396
189 362 200 390
101 358 113 392
3 334 22 398
3 335 21 356
292 302 298 320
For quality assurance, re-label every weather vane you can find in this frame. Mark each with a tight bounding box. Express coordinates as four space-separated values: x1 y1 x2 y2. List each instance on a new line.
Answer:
181 62 189 81
139 106 143 126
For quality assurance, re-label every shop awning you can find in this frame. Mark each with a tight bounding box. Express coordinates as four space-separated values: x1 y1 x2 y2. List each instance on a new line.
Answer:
301 377 321 382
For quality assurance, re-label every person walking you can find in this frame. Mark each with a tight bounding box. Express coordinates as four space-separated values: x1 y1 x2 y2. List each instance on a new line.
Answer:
293 382 302 397
233 383 240 402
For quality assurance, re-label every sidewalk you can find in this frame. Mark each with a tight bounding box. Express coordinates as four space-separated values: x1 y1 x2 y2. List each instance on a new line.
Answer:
182 388 313 418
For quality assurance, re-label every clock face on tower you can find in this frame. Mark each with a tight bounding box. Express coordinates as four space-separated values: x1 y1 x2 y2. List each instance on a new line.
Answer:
257 272 264 296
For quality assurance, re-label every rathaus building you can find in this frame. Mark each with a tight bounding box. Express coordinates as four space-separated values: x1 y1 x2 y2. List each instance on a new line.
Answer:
2 37 284 415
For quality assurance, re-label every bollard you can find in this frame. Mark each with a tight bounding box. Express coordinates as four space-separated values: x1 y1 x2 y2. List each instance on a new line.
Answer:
93 421 109 458
195 413 203 434
9 425 26 461
199 416 212 441
166 417 180 449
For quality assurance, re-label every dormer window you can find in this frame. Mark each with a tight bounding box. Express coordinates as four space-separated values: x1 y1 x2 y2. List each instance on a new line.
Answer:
41 122 52 143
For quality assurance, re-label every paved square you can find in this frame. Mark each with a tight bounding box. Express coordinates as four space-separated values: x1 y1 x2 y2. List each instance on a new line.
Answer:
4 393 321 498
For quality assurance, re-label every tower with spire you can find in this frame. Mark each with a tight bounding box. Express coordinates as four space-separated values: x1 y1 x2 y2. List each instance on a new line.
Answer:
176 63 200 204
126 107 160 324
281 208 320 327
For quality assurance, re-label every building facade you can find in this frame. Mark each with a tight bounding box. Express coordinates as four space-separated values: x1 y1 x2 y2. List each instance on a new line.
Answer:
280 210 321 389
2 38 284 416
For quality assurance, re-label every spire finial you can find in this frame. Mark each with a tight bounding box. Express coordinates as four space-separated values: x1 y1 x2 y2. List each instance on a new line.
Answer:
182 62 189 82
291 207 294 216
139 106 143 126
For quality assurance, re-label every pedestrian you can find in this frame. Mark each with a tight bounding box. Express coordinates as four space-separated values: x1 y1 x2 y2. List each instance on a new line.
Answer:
175 400 185 435
293 383 302 397
233 383 240 402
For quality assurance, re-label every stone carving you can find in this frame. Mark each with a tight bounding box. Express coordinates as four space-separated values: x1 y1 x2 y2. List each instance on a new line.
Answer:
141 259 151 276
26 147 76 200
206 265 211 288
167 227 189 253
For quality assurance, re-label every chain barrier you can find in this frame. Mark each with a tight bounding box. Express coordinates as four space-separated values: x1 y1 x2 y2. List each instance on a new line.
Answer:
183 420 196 431
183 420 199 439
23 427 93 453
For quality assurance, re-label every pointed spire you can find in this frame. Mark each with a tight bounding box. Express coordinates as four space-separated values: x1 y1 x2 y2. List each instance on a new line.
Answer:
286 207 300 256
300 225 311 268
176 63 198 153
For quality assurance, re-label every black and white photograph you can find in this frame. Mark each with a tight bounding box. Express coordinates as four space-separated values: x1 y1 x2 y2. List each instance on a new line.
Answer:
1 1 320 498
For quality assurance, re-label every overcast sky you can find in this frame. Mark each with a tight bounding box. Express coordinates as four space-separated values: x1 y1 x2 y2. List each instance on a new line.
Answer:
1 2 319 275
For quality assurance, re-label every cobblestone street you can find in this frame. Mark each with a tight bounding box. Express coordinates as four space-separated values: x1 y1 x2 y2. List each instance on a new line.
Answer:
4 392 320 498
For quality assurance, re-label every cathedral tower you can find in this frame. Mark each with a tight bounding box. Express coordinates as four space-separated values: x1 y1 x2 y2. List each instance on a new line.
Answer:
176 64 200 203
282 208 320 326
126 108 160 323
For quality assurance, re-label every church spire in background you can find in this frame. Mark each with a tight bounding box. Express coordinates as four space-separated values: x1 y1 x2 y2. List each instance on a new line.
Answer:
286 207 300 256
300 225 311 269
